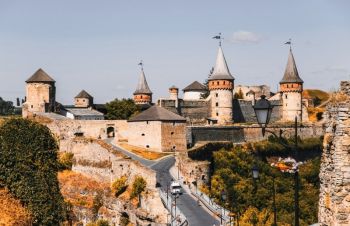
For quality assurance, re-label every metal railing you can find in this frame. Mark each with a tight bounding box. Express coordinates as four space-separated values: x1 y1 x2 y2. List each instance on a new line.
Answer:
158 188 188 226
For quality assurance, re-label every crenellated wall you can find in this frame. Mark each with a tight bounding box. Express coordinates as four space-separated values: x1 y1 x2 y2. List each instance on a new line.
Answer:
318 81 350 225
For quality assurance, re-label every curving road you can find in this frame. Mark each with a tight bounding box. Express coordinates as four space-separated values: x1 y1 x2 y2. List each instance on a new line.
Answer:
106 140 220 226
151 157 220 226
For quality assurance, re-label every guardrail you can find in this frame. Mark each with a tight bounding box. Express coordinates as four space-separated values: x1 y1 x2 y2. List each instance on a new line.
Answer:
191 186 232 225
158 188 188 226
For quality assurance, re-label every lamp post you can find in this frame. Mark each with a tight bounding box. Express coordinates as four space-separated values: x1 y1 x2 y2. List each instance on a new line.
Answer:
253 95 299 226
220 190 227 225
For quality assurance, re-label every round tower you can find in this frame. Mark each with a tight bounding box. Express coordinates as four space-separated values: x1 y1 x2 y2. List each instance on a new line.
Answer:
279 48 303 122
133 68 152 105
208 46 235 124
169 85 179 100
23 68 56 117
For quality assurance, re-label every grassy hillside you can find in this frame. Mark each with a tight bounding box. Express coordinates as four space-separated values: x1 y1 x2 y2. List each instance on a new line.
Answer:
303 89 330 122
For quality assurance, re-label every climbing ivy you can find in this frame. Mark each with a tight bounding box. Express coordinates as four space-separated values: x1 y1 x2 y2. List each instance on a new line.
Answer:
0 118 66 225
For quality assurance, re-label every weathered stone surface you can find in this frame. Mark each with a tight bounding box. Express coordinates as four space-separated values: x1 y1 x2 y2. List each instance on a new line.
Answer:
319 81 350 225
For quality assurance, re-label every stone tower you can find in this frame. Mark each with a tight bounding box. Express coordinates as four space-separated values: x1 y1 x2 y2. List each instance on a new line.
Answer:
279 48 304 122
133 68 152 105
208 46 235 124
23 68 56 117
74 90 93 108
169 86 179 100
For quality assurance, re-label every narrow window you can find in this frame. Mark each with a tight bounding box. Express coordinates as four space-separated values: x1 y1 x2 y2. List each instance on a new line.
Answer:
216 112 219 116
216 102 219 107
83 99 85 102
141 133 145 136
223 81 226 85
171 132 174 135
146 145 150 148
146 121 149 124
285 94 288 99
141 95 143 99
216 93 218 97
31 105 33 108
217 81 219 85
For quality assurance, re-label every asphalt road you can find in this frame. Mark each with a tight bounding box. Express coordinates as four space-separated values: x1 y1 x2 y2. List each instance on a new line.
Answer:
106 140 220 226
151 157 220 226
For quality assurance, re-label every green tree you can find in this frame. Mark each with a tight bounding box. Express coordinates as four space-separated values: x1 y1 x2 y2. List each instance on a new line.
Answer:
105 98 140 120
130 176 147 199
233 88 244 99
0 97 15 115
0 118 66 225
111 176 128 197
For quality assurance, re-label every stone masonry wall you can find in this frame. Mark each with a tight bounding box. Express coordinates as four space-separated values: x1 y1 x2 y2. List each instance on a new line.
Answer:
319 82 350 225
62 138 168 225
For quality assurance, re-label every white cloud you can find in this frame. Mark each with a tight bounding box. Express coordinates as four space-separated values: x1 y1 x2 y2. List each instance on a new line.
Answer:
230 31 263 44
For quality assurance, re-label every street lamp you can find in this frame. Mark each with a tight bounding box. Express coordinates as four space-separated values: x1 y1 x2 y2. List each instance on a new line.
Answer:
252 95 300 226
251 165 259 180
252 95 273 136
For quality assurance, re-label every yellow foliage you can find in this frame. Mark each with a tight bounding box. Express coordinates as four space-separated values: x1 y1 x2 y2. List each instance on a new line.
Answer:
58 170 111 208
0 188 32 226
119 143 170 160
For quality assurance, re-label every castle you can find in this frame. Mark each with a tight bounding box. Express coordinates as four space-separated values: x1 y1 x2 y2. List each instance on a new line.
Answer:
137 44 307 125
21 43 308 151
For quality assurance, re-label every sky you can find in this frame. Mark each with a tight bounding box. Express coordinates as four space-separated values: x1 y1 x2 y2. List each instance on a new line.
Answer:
0 0 349 104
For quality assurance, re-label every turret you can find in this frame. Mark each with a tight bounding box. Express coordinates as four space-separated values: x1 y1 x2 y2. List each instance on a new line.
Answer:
133 68 152 105
74 90 93 108
279 48 304 121
169 85 179 100
23 68 56 117
208 46 235 124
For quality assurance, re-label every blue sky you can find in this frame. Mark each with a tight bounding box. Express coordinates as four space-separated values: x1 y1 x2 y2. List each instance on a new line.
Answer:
0 0 349 104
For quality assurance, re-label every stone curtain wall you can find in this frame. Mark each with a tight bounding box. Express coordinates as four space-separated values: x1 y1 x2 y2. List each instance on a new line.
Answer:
188 125 323 145
159 99 210 125
233 99 283 123
319 82 350 225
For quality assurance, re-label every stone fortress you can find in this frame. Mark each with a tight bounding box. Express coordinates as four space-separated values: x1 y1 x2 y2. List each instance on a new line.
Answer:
22 42 312 152
146 44 309 125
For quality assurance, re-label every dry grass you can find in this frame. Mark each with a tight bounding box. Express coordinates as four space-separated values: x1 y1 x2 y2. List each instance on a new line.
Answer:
58 170 111 208
118 143 170 160
307 107 325 122
303 89 330 107
0 188 32 226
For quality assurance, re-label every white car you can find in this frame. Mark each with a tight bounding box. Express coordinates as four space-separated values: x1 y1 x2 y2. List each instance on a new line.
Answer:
170 181 182 195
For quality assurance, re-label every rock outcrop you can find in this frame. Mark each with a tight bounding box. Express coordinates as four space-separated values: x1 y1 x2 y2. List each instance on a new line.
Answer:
319 81 350 225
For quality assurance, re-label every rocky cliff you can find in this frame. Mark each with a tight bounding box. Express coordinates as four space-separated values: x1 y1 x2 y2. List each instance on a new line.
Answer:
319 81 350 225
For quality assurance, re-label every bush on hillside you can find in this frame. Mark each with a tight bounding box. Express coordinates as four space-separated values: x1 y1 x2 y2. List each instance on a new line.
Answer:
130 176 147 199
0 118 66 225
111 176 128 197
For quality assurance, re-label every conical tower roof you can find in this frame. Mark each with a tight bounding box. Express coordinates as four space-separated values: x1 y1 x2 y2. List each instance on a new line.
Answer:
26 68 55 83
280 49 303 84
208 46 234 81
133 69 152 95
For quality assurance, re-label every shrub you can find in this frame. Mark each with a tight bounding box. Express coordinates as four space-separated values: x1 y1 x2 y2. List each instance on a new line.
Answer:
58 152 74 170
130 176 147 199
111 176 128 197
0 118 66 225
87 219 110 226
92 191 104 220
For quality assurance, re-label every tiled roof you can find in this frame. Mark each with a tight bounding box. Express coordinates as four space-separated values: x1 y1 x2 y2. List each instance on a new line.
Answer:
134 69 152 95
75 90 93 99
26 68 55 83
128 105 186 122
208 46 234 81
280 49 303 84
183 81 207 91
